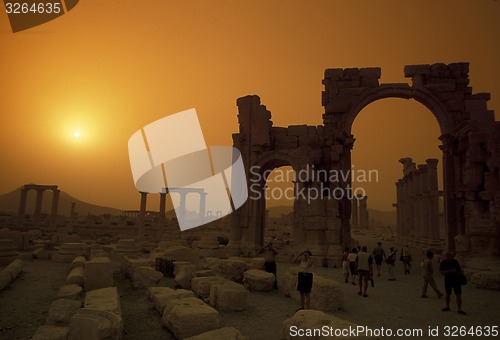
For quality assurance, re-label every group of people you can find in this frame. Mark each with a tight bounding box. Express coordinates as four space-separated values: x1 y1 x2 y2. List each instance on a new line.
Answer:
260 240 466 315
341 242 466 314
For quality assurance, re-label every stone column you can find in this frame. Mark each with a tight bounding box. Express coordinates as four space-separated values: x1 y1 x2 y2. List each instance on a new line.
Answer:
34 189 44 226
18 188 28 226
440 135 458 252
51 189 60 225
426 159 441 245
138 192 148 240
351 197 358 228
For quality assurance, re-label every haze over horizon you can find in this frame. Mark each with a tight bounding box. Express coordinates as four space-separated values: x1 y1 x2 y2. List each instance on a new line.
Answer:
1 0 499 212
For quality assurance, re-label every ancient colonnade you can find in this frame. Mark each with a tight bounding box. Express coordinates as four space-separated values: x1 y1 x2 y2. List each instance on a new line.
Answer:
18 184 60 226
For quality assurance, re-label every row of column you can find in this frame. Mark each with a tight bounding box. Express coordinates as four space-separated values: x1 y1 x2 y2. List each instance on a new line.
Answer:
395 158 441 247
351 195 369 228
18 185 60 226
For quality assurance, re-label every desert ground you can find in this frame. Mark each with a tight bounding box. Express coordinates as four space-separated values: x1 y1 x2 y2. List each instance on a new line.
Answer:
1 234 499 340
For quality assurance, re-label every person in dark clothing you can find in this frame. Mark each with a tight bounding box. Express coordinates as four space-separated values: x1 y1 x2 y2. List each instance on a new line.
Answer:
439 251 466 315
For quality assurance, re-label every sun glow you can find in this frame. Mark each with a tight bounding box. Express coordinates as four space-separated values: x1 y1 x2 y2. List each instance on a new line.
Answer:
73 131 81 138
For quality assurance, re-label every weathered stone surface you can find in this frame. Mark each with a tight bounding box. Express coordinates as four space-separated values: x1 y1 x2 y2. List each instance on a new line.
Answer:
163 246 202 266
85 257 113 291
132 266 163 289
69 309 122 340
153 288 195 315
147 286 174 300
162 296 205 317
0 271 12 291
66 266 85 287
201 257 220 272
32 325 70 340
84 287 121 315
281 267 343 311
32 247 50 260
56 284 83 300
47 299 82 325
3 258 23 280
123 257 152 278
282 309 376 340
162 303 221 339
470 271 500 290
210 281 249 311
174 263 197 289
191 276 228 299
196 270 217 277
219 259 247 282
243 269 275 292
185 327 247 340
69 256 86 271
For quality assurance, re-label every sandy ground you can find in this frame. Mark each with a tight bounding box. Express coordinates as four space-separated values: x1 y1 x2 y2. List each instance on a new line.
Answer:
1 235 500 340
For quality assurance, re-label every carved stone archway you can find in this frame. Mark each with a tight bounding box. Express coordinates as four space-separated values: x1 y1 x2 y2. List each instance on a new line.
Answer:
231 63 500 265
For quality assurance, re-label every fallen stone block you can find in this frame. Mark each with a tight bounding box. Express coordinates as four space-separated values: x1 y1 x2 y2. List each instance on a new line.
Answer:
69 309 123 340
84 287 121 315
32 325 70 340
123 257 152 278
0 271 12 291
163 246 202 266
191 276 228 299
175 263 197 289
47 299 82 325
162 296 205 317
85 257 113 292
201 257 220 272
210 281 249 311
69 256 87 271
282 309 376 340
32 247 50 260
153 288 195 315
4 258 23 281
132 266 163 289
147 286 175 300
162 302 221 339
56 284 83 300
196 270 217 277
185 326 247 340
470 271 500 290
243 269 275 292
219 259 247 282
66 266 85 287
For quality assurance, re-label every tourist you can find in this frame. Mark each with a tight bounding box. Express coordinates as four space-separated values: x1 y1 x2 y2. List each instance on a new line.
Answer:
386 247 397 281
439 251 466 315
293 249 314 310
259 241 279 290
421 250 443 298
347 247 358 285
356 246 373 297
341 247 350 283
401 244 412 275
372 242 387 277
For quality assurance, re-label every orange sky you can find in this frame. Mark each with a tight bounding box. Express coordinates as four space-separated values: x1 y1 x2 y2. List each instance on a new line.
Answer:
0 0 499 212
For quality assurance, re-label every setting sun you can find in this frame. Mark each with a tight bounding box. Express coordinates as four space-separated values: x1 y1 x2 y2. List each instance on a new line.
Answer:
73 131 80 138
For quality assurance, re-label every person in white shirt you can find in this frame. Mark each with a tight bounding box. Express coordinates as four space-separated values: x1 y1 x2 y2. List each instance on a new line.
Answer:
293 249 313 310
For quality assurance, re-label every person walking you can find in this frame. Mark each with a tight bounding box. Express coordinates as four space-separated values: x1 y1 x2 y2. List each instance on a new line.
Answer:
259 241 279 289
293 249 314 310
386 247 397 281
347 247 358 285
372 242 387 277
356 246 373 297
341 247 350 283
439 251 466 315
421 250 443 298
401 244 412 275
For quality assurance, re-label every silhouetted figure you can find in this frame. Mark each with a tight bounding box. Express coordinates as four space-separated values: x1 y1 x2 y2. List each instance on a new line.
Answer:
293 249 313 310
386 247 397 281
356 246 373 297
439 251 466 315
341 247 350 283
259 241 279 290
401 245 412 275
347 247 358 285
421 250 443 298
372 242 387 277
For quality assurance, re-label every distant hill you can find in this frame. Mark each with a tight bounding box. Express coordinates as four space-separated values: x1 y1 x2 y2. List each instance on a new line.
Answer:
267 204 396 226
0 186 123 216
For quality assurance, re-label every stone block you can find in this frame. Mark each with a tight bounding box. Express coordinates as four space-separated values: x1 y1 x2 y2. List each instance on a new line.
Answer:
69 309 122 340
470 271 500 290
274 135 298 149
85 257 113 291
465 99 488 112
175 263 197 289
162 303 221 339
32 247 50 260
249 257 265 270
132 266 163 289
147 286 174 300
56 284 83 300
46 299 82 325
66 266 85 287
185 327 247 340
201 257 220 272
282 309 376 340
298 135 319 147
243 269 275 292
404 64 430 77
287 125 308 136
153 288 195 314
162 296 205 317
271 127 288 136
69 256 86 271
219 259 247 282
32 325 70 340
0 271 11 291
163 246 202 266
324 68 343 79
359 67 381 78
4 258 23 280
84 287 121 315
191 276 228 299
196 270 217 277
210 281 249 311
123 257 152 278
